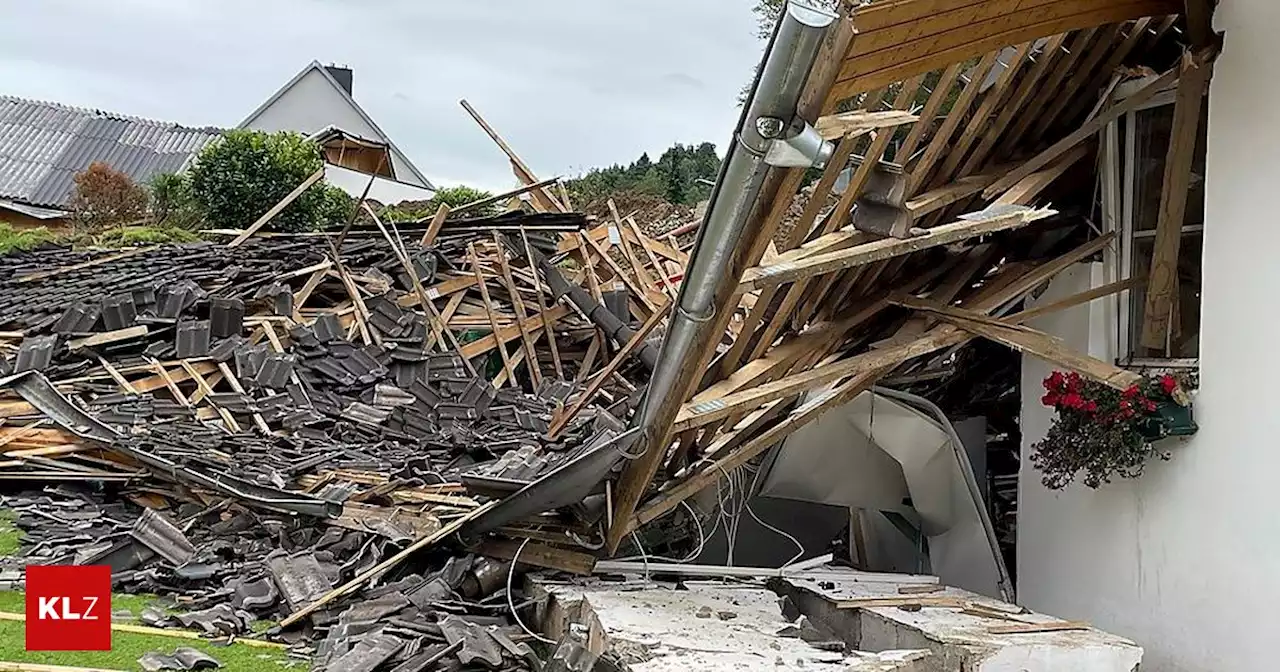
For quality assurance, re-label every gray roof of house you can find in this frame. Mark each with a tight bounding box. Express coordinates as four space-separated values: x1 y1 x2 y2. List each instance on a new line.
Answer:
0 95 224 209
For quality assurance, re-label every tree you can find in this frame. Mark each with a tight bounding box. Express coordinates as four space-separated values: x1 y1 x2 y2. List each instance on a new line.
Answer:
69 162 150 232
187 129 352 233
565 143 723 207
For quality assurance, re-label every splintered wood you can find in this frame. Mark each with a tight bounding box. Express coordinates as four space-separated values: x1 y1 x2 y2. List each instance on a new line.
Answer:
0 0 1209 573
602 2 1206 552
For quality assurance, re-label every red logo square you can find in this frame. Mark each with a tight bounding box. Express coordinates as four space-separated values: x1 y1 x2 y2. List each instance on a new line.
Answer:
25 565 111 651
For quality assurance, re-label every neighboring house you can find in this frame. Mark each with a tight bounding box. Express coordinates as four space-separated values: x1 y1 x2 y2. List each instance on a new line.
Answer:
239 61 435 203
0 96 222 227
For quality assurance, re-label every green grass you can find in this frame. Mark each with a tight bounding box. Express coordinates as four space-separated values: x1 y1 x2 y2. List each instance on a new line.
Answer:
0 591 296 670
0 510 21 558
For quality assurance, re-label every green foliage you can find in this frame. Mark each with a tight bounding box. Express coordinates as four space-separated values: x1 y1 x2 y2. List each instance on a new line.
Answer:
0 223 57 255
187 129 352 233
381 184 500 223
96 225 201 247
148 172 205 229
567 143 721 206
69 162 150 232
434 185 494 210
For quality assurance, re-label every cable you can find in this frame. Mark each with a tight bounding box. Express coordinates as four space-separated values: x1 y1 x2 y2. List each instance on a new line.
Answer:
612 500 710 564
507 538 557 645
629 532 651 583
744 459 805 566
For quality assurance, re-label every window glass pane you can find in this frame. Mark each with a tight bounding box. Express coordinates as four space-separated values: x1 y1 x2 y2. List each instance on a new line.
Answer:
1132 100 1208 232
1128 234 1202 358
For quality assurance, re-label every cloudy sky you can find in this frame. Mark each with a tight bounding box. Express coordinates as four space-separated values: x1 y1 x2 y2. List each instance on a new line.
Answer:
0 0 764 192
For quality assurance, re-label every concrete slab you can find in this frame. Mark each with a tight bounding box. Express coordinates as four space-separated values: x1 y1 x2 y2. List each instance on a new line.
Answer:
780 571 1143 672
533 578 931 672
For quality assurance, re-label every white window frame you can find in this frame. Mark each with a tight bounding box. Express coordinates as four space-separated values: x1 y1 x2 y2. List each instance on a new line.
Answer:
1099 88 1201 369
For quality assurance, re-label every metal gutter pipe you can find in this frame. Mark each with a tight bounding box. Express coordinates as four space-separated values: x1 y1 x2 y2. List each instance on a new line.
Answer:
630 1 837 439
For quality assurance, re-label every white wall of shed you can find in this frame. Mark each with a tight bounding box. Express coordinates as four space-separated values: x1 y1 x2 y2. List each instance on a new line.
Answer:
1018 4 1280 669
241 68 427 188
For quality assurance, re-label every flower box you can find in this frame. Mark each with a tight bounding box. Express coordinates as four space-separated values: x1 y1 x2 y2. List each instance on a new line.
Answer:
1032 371 1196 489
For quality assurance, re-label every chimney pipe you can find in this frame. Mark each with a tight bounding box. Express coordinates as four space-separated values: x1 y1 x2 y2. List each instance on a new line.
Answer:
325 64 353 96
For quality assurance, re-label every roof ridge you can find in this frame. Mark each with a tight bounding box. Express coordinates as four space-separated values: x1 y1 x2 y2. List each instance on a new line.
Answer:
0 94 224 133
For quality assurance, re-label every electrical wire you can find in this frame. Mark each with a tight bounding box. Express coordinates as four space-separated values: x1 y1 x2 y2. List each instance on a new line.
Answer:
612 500 711 564
507 538 557 645
743 458 805 566
629 532 651 583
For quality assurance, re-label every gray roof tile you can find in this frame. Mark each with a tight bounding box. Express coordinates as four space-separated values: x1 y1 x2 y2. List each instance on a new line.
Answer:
0 95 224 208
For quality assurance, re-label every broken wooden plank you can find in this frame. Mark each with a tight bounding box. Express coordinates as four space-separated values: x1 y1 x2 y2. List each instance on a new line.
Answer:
480 539 597 575
419 204 451 248
1139 51 1212 351
982 64 1183 199
814 109 918 140
228 167 325 248
492 233 543 387
459 99 565 213
738 207 1056 292
468 244 518 387
988 620 1092 634
547 301 670 439
67 326 148 351
279 501 496 628
916 300 1142 390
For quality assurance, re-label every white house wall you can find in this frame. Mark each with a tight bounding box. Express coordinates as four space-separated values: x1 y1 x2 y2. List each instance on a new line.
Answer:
241 69 425 188
1017 2 1280 670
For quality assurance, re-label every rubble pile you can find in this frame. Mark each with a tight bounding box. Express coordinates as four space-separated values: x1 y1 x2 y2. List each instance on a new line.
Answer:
0 205 681 668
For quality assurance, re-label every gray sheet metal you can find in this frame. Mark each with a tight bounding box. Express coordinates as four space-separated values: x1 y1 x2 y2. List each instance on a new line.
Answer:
459 427 641 543
758 387 1009 600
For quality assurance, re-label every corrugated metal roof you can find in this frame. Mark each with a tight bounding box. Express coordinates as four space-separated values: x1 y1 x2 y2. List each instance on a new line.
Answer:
0 95 224 209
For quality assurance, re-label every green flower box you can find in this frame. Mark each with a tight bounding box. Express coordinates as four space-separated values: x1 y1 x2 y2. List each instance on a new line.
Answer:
1139 402 1198 441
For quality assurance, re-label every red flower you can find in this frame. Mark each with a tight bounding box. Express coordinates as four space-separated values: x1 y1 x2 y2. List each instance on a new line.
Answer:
1041 392 1060 407
1143 399 1157 413
1160 374 1178 395
1066 372 1083 392
1044 371 1066 392
1061 393 1085 410
1122 385 1140 399
1083 400 1098 413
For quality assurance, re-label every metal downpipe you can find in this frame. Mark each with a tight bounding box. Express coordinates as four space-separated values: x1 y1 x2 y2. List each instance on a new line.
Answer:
630 1 836 437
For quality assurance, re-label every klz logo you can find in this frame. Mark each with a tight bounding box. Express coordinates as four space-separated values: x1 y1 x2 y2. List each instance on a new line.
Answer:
25 565 111 651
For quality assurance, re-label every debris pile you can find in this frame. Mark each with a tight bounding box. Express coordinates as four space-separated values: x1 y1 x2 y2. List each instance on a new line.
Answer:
0 203 683 667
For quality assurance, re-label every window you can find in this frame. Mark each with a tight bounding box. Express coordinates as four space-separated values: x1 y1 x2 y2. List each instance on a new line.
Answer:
1101 89 1207 366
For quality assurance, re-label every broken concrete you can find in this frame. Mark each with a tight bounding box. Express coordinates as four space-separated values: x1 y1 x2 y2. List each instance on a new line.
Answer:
532 577 932 671
777 572 1143 672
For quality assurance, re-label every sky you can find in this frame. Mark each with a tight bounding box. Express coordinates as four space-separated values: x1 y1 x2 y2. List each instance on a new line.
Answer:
0 0 764 193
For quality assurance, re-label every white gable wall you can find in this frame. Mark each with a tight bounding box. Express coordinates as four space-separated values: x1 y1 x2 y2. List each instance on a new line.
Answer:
241 68 427 189
1017 2 1280 671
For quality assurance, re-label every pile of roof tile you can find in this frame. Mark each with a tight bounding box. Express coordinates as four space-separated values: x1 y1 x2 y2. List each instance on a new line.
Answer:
0 206 686 668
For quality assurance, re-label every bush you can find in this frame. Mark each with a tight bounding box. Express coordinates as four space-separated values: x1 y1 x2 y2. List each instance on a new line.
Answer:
96 225 200 247
69 162 150 232
187 130 353 233
148 173 205 229
380 185 500 223
0 223 58 255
